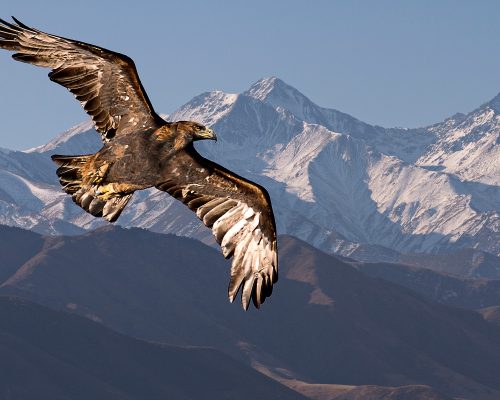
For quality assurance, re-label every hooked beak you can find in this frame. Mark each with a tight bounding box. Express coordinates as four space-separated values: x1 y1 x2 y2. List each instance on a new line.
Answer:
203 128 217 142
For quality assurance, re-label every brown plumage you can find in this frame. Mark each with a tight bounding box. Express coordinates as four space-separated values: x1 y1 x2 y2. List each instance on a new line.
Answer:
0 17 278 310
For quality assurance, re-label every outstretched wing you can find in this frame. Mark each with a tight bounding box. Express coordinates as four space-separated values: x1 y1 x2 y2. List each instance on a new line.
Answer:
156 147 278 310
0 17 164 141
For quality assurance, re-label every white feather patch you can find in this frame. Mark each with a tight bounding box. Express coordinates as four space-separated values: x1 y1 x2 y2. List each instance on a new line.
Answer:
221 218 248 249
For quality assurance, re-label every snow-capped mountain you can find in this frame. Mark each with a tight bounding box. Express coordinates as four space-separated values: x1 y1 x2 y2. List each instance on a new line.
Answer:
0 77 498 260
417 98 500 185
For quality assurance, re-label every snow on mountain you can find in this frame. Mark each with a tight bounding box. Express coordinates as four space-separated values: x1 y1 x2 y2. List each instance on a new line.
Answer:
417 98 500 186
0 166 84 235
26 120 100 155
260 118 497 254
0 77 498 260
172 91 238 127
246 77 436 163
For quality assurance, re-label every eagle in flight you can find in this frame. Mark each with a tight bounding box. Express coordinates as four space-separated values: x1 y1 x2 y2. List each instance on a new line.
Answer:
0 18 277 310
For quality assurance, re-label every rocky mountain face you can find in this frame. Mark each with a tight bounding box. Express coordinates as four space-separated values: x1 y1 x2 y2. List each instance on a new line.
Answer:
0 77 498 262
1 226 500 400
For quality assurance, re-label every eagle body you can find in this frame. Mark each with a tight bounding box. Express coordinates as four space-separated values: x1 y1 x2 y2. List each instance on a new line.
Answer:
0 18 278 310
85 125 181 189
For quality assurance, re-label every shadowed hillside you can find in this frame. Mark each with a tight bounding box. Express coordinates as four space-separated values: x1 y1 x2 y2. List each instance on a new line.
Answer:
354 260 500 310
0 295 306 400
0 225 43 283
480 306 500 327
2 227 500 399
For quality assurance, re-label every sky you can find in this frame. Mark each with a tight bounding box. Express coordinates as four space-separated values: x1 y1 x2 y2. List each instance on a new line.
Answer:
1 0 500 150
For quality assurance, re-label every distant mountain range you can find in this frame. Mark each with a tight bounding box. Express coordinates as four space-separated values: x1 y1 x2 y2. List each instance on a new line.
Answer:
0 77 498 265
1 225 500 399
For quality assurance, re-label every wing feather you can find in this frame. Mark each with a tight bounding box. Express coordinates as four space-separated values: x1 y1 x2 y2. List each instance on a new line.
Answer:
156 148 278 310
0 17 164 141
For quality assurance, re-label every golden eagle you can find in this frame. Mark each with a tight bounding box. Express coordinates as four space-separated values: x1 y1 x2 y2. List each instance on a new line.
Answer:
0 18 277 310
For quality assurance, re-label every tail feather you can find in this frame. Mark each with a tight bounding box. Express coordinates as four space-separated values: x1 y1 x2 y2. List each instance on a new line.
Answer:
52 154 90 195
51 154 132 222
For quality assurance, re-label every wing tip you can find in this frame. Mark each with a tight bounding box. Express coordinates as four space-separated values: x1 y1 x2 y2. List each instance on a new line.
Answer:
0 16 25 30
225 240 278 311
11 16 34 31
241 296 251 311
0 17 18 32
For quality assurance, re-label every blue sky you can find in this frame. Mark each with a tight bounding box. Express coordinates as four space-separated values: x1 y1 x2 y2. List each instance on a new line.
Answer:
2 0 500 149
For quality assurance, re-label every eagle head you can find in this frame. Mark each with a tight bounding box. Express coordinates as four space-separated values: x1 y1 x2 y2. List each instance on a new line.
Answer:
176 121 217 142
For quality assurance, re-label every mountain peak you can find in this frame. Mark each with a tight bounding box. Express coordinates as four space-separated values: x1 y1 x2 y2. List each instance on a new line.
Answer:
484 92 500 113
245 77 320 122
245 77 305 103
26 120 100 155
169 90 238 127
245 76 285 100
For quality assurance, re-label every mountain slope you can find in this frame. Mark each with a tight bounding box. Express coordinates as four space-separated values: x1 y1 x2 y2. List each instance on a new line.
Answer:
354 260 500 310
171 78 499 256
480 306 500 327
0 295 306 400
0 225 43 283
399 248 500 279
244 77 434 163
417 99 500 185
2 226 500 399
0 77 498 259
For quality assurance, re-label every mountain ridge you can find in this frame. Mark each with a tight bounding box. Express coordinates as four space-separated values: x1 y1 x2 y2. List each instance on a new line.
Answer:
2 225 500 399
0 76 498 262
